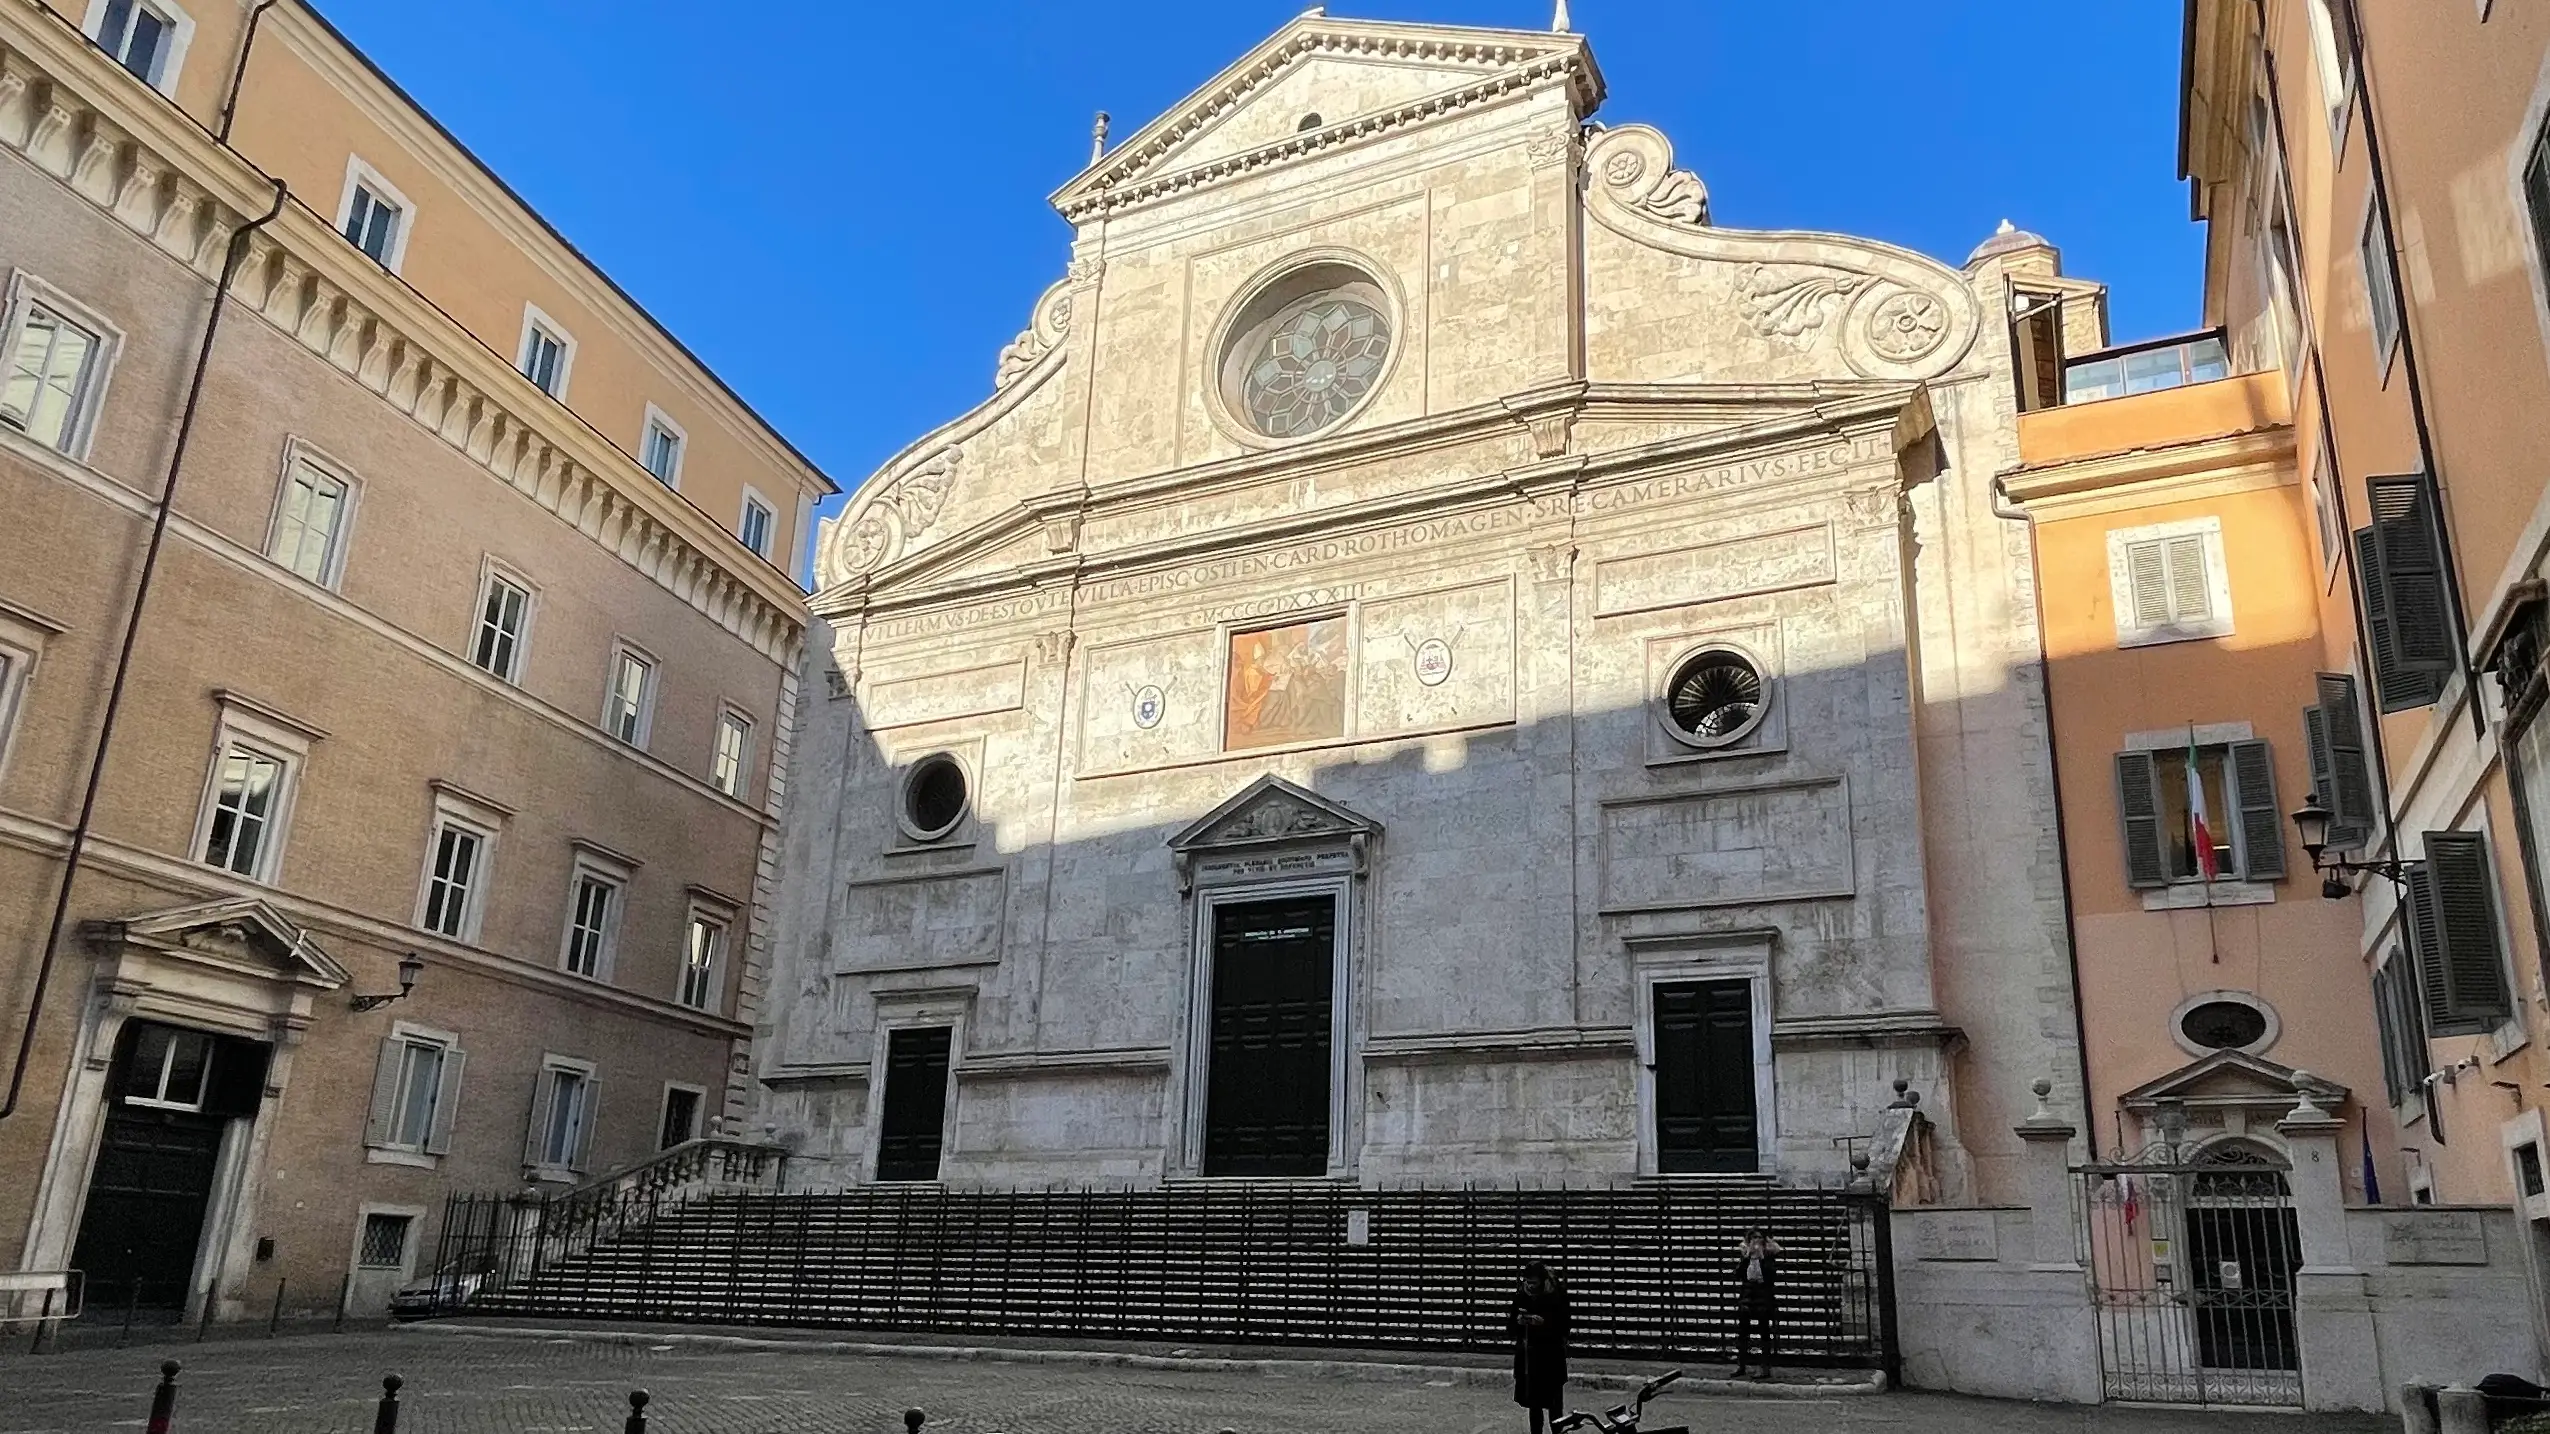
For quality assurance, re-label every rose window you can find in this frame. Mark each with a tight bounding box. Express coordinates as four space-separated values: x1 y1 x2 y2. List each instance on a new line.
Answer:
1235 294 1391 439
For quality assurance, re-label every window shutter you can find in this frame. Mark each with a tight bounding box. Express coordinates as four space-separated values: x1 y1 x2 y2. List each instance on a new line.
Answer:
2114 751 2169 888
2228 740 2285 880
425 1047 466 1156
2304 703 2337 818
363 1039 404 1148
2165 535 2212 623
523 1069 556 1168
571 1076 602 1172
2314 672 2377 849
2128 541 2172 631
2413 831 2514 1035
2372 956 2409 1107
2367 477 2458 696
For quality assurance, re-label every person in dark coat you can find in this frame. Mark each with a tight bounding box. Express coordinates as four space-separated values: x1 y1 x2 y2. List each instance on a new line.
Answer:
1731 1230 1782 1379
1512 1262 1571 1432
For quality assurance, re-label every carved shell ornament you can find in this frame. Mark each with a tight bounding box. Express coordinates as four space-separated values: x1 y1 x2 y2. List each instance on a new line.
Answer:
1581 123 1979 379
826 445 963 580
995 277 1078 390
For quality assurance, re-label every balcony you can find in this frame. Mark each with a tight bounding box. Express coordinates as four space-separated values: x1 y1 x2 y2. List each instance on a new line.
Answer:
2062 331 2231 405
2016 331 2285 473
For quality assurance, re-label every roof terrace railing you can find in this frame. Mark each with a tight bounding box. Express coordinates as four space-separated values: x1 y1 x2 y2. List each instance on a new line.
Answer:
2062 330 2232 405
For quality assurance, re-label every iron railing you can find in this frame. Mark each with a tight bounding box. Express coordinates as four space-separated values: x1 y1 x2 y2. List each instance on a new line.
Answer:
2075 1158 2301 1407
426 1138 789 1298
428 1179 1895 1370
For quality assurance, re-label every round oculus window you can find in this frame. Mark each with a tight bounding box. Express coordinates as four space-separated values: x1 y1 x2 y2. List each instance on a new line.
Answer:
1218 262 1394 442
1663 650 1768 748
2180 999 2270 1051
901 755 969 841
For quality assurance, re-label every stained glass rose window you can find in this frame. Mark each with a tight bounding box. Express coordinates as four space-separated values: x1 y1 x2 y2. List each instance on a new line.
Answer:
1239 296 1391 439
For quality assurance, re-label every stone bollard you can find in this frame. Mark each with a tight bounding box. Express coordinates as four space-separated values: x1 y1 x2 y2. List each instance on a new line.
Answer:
2437 1384 2489 1434
2400 1380 2439 1434
144 1361 181 1434
624 1390 649 1433
905 1409 926 1434
372 1374 402 1434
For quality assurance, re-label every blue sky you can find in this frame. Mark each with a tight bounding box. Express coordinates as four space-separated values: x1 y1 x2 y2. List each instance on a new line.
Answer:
317 1 2203 523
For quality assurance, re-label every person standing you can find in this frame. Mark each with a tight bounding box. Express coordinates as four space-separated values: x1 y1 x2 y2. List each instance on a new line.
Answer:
1731 1230 1782 1379
1512 1262 1571 1433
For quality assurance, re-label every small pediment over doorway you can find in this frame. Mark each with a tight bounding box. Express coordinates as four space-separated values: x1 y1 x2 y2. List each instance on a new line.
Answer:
1167 775 1380 892
84 897 351 992
2118 1049 2347 1155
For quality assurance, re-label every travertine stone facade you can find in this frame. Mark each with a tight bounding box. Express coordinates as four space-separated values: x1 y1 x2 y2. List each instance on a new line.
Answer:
762 15 2084 1199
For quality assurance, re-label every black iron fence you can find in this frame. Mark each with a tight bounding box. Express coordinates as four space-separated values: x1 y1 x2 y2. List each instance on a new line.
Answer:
430 1180 1895 1371
2075 1158 2301 1407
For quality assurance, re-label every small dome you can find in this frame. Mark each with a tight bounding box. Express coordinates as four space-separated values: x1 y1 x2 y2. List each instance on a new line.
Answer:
1968 218 2056 266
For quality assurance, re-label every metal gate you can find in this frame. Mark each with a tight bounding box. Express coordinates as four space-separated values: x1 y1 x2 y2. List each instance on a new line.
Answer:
2075 1145 2300 1407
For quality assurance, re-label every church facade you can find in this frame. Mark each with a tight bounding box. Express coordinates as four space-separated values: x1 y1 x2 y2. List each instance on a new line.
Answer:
760 14 2085 1202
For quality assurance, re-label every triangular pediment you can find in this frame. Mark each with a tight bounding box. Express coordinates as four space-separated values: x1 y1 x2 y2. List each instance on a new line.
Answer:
1169 774 1381 854
2120 1050 2347 1113
1052 15 1602 220
96 898 350 988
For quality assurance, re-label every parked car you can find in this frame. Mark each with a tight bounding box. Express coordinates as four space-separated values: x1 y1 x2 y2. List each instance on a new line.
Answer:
388 1268 484 1321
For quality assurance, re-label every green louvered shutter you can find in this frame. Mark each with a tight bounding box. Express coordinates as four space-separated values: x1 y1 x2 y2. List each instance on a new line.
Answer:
2115 751 2169 889
2366 476 2457 708
2314 672 2377 850
2408 832 2514 1036
2228 740 2285 880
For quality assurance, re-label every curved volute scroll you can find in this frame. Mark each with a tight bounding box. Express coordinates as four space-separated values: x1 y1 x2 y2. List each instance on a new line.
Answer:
817 268 1086 589
1582 124 1981 381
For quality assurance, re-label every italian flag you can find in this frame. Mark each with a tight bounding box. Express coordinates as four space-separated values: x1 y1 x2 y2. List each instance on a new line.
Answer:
2188 732 2220 882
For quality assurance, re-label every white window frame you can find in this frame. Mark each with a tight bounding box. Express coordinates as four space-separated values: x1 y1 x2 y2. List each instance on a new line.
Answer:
0 270 122 462
81 0 195 97
2505 46 2550 378
558 840 636 981
738 486 777 560
639 404 686 489
601 640 658 748
516 304 577 400
2306 0 2359 150
657 1080 707 1150
362 1020 461 1167
263 439 361 590
349 1203 427 1280
0 600 60 787
2106 516 2235 648
677 899 730 1014
710 705 754 800
333 156 414 274
527 1054 598 1180
122 1023 214 1112
412 782 507 945
2359 192 2402 384
189 694 318 885
467 557 538 685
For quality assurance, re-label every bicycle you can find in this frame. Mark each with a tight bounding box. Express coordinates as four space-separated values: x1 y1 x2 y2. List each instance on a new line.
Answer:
1550 1370 1688 1434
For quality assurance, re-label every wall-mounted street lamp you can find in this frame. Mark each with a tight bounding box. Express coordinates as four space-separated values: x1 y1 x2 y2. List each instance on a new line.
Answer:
350 953 425 1012
2290 792 2413 900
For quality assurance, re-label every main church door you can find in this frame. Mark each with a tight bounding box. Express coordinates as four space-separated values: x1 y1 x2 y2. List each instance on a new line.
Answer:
1653 979 1760 1173
1202 895 1335 1176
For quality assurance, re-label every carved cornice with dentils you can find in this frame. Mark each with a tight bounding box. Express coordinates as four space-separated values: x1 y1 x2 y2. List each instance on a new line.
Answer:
0 4 808 664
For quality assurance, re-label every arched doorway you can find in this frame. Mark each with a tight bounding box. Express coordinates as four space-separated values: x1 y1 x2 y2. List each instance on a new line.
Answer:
2183 1138 2301 1379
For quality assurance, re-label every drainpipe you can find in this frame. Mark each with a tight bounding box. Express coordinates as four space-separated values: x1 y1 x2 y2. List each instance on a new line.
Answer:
0 177 291 1122
1990 472 2100 1162
214 0 282 143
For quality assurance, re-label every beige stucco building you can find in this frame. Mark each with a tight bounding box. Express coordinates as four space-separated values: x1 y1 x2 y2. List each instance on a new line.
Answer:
760 13 2088 1202
0 0 830 1324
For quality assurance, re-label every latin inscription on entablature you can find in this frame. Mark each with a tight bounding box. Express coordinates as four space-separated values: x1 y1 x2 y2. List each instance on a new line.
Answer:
862 660 1027 730
864 588 1072 645
1572 434 1892 516
1081 504 1551 611
1598 776 1855 913
1593 523 1836 618
1194 847 1358 888
837 868 1007 973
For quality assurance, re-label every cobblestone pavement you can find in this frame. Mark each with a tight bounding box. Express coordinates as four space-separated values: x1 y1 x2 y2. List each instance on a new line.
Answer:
0 1328 2391 1434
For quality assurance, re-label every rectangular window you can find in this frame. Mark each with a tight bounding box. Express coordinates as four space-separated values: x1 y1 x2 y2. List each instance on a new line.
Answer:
603 648 654 746
518 310 574 399
2372 947 2430 1107
658 1085 701 1150
94 0 175 86
2107 520 2234 647
2303 672 2379 852
2361 204 2402 372
418 822 486 939
343 183 402 266
641 414 684 487
739 494 775 559
362 1029 462 1155
678 915 723 1012
1 296 104 455
269 457 353 587
470 572 531 683
2114 740 2285 888
2309 0 2359 129
711 710 752 799
202 743 287 877
2525 119 2550 294
528 1062 597 1172
358 1212 412 1269
121 1023 213 1110
2520 1143 2547 1200
2355 475 2457 712
2407 830 2515 1036
561 873 616 978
